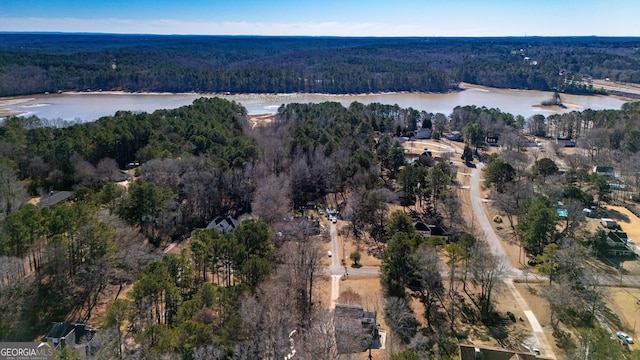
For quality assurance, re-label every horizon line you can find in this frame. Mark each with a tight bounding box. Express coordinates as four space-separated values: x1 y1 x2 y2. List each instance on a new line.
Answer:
2 31 640 39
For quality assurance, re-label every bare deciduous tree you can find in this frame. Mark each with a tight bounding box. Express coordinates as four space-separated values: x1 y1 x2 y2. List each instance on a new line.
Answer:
252 173 291 225
468 244 506 322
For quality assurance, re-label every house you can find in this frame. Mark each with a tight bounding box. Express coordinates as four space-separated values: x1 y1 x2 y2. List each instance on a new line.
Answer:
459 344 551 359
46 322 96 356
448 131 463 142
206 216 239 234
414 222 449 241
298 218 321 235
593 166 615 179
38 191 72 208
334 304 380 354
606 231 634 257
414 128 432 139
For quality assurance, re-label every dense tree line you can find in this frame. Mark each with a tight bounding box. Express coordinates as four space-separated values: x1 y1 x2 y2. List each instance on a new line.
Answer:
2 34 640 96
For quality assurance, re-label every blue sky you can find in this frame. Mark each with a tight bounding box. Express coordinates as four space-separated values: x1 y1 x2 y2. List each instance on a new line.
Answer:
1 0 639 36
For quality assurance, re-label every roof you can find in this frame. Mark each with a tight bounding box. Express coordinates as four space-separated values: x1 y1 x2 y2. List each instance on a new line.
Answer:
47 322 75 339
334 304 378 354
594 166 614 173
608 231 628 244
47 322 96 345
414 222 430 231
206 216 239 234
38 191 72 208
459 344 551 360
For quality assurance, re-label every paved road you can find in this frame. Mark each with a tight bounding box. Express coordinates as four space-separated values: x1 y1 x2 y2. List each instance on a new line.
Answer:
469 163 524 278
326 222 380 309
469 162 556 358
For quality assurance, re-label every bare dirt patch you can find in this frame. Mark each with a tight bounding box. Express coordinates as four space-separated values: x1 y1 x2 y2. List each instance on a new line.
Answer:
247 113 276 128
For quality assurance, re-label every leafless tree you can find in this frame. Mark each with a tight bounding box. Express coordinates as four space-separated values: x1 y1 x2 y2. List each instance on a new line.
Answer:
238 287 295 360
279 224 325 327
439 193 462 234
541 275 581 330
298 310 340 360
580 269 609 324
140 158 182 192
500 149 529 175
468 243 506 322
560 199 585 236
432 113 448 138
252 173 291 225
96 157 123 182
409 246 444 330
384 296 418 344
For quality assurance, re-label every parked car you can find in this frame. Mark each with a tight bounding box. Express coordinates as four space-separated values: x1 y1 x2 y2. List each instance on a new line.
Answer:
327 251 332 257
331 216 337 224
617 331 634 344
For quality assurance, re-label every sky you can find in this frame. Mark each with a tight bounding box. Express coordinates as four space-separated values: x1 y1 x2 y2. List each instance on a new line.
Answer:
1 0 639 37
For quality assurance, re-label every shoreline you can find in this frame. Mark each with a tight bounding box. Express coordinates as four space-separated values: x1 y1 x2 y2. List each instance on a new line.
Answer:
3 81 637 102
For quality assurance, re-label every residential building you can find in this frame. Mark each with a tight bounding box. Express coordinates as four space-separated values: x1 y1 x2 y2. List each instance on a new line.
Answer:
206 216 239 234
46 322 96 359
334 304 379 354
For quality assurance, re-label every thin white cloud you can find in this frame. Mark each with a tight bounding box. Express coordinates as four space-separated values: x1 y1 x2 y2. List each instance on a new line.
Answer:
0 16 427 36
0 16 637 37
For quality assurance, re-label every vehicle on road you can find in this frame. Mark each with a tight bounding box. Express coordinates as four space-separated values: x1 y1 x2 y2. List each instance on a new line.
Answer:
617 331 633 344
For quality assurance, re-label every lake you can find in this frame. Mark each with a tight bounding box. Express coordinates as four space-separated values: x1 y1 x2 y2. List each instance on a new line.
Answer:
0 85 630 123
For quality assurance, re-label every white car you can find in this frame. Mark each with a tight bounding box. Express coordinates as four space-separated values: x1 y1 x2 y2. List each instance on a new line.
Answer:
617 331 634 344
331 216 337 224
627 239 635 245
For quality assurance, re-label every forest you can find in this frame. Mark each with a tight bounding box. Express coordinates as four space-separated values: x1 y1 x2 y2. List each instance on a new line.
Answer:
3 95 640 358
1 34 640 96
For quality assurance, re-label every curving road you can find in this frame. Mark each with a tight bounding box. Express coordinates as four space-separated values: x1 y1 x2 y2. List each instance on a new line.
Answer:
469 163 524 278
469 162 555 358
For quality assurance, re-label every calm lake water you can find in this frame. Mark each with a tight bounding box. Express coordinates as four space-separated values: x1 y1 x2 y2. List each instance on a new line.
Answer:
0 87 630 122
